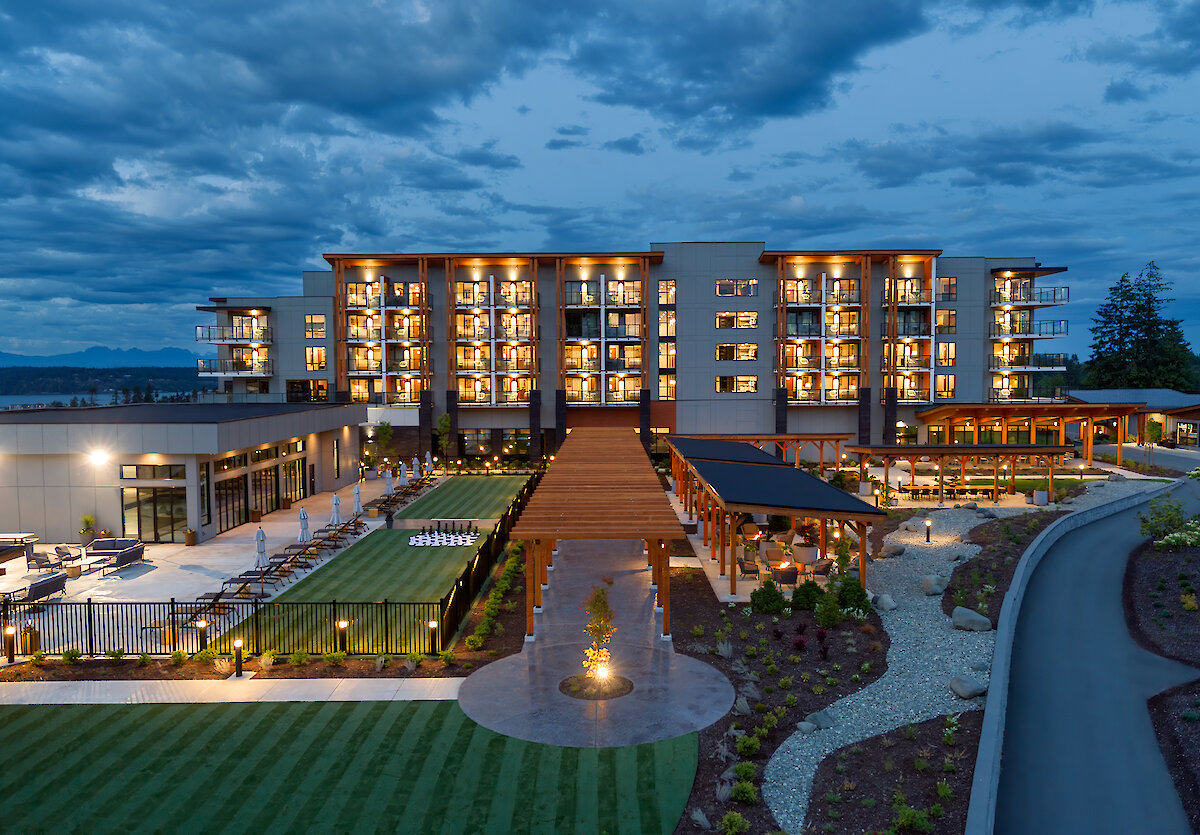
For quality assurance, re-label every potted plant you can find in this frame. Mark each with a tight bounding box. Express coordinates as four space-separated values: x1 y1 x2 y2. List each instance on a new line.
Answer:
79 514 96 547
280 497 292 510
184 528 197 546
97 528 112 538
19 624 40 655
249 508 262 523
795 523 819 565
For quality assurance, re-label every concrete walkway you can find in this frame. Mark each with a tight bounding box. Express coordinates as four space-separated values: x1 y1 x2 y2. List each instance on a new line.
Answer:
0 676 461 704
1096 442 1200 475
995 479 1200 835
457 539 734 748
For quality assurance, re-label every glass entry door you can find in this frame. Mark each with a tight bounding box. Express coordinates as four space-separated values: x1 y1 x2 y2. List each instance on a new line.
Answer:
121 487 187 543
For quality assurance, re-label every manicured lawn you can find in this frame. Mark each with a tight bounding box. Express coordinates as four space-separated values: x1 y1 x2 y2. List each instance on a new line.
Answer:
0 701 697 834
398 475 528 520
277 530 474 603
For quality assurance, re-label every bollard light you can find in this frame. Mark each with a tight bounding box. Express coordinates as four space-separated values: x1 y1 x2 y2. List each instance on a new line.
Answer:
233 638 243 677
925 518 932 543
195 619 209 652
4 625 14 664
873 488 880 507
428 619 439 656
337 619 349 653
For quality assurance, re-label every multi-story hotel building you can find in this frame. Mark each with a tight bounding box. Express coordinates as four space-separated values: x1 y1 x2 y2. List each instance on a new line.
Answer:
196 242 1068 456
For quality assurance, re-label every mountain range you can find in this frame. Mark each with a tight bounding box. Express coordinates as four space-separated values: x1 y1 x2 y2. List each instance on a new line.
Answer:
0 346 206 368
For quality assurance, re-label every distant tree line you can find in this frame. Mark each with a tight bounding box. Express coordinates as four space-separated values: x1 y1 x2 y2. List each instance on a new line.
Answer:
0 366 216 399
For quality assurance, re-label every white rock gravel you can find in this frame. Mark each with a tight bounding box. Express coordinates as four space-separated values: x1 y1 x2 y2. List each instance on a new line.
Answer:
763 477 1164 833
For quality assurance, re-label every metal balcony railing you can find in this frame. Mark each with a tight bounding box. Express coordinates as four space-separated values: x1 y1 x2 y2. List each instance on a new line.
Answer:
456 359 490 372
605 325 642 339
825 290 860 305
884 354 932 369
881 289 933 304
347 328 382 341
989 386 1066 403
348 360 382 373
989 320 1068 338
564 359 600 372
496 390 532 404
455 293 491 307
564 292 600 305
195 326 272 343
988 353 1066 369
786 323 822 338
197 358 273 375
496 326 533 340
825 324 860 338
456 328 491 340
347 295 381 308
495 293 533 307
386 327 422 341
991 287 1069 305
566 390 601 403
824 389 859 402
881 322 932 337
787 388 821 402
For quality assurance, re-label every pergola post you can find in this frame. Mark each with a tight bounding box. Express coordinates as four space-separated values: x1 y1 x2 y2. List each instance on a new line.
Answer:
883 459 891 493
1009 456 1016 494
909 458 916 487
1001 418 1009 445
546 538 554 569
818 443 825 475
729 513 739 597
1117 416 1125 465
660 539 671 637
534 541 544 609
819 520 827 560
718 507 726 575
937 456 945 506
701 489 709 546
993 458 1000 504
527 540 539 632
649 538 658 590
856 521 867 589
1047 455 1054 498
540 539 549 588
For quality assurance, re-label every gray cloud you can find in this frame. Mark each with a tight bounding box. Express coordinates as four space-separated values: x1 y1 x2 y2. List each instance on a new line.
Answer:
601 134 648 155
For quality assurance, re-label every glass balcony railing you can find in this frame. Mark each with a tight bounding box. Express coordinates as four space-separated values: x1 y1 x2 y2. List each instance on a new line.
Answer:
989 386 1066 403
495 293 533 307
565 359 600 372
989 320 1068 338
896 388 931 403
566 389 601 403
456 359 491 372
606 293 642 306
564 292 600 306
605 325 642 339
824 389 859 402
881 289 933 304
825 324 860 338
825 290 861 305
783 357 820 370
787 388 821 402
386 391 421 405
455 293 491 307
495 358 533 372
604 358 642 372
825 356 860 369
881 322 931 337
387 359 424 372
195 326 272 343
386 327 422 340
496 326 533 340
348 360 382 373
496 389 532 404
457 390 493 404
347 295 381 308
566 328 602 340
197 358 273 375
384 294 422 308
884 354 931 369
991 287 1069 305
347 328 382 341
786 323 822 338
606 389 640 403
784 292 822 305
988 353 1066 370
456 327 491 340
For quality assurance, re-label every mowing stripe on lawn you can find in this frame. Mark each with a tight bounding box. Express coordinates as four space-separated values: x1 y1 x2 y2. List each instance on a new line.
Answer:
0 702 697 834
397 475 527 520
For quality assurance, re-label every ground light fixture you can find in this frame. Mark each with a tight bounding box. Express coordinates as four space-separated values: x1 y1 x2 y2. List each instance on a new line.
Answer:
195 619 209 651
4 625 14 664
233 639 243 677
596 663 610 679
874 488 880 507
337 620 349 653
925 518 933 543
428 620 439 655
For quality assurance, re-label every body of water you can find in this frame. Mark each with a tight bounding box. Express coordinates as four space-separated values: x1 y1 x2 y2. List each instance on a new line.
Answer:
0 392 192 408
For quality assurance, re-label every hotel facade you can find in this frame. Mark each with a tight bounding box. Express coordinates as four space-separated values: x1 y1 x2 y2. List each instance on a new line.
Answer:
195 242 1069 457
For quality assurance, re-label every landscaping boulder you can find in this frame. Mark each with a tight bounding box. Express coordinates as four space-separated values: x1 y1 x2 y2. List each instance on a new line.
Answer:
950 676 988 699
882 543 906 557
1109 473 1127 482
796 721 818 734
900 521 920 533
970 660 990 672
977 509 997 519
952 606 993 632
1062 496 1075 505
963 501 978 510
872 593 897 612
921 574 948 596
805 710 835 730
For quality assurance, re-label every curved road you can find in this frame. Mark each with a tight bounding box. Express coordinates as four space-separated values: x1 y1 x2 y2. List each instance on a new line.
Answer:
996 479 1200 835
1095 442 1200 476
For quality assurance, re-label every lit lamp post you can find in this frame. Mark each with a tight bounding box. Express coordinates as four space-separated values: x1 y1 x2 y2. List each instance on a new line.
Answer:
428 619 439 655
337 620 349 653
4 625 15 664
195 619 209 652
1079 463 1085 488
925 518 932 543
873 488 880 507
233 638 244 677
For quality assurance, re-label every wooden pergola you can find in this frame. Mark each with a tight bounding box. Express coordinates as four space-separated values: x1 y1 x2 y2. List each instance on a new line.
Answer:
509 427 683 638
845 443 1074 506
914 402 1144 467
677 433 855 473
668 440 885 595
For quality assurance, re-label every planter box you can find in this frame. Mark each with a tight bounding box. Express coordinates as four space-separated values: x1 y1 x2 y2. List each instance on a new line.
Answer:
368 508 379 519
1033 490 1049 506
249 509 262 523
20 631 40 655
184 530 197 547
280 498 292 510
78 531 95 547
859 483 873 496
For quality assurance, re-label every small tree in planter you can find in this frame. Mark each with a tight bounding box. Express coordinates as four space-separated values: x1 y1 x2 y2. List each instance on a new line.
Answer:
79 514 96 546
583 578 616 680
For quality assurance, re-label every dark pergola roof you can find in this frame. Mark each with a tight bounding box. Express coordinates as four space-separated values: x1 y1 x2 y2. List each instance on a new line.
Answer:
844 444 1075 458
689 459 885 521
665 436 787 466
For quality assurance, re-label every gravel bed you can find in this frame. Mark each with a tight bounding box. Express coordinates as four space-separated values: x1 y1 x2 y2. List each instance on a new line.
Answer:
763 477 1164 831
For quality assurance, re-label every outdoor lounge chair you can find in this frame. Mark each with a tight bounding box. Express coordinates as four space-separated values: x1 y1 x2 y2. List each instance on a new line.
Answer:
736 556 760 580
27 552 63 573
772 565 799 590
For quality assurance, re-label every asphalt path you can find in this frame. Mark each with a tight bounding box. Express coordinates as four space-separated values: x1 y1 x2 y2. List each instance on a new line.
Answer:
1095 442 1200 476
996 479 1200 835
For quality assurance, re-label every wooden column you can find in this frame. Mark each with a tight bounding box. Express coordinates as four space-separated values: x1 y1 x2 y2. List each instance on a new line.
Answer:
1047 456 1054 498
819 521 827 560
660 540 671 637
857 521 867 589
649 538 658 589
909 459 916 487
546 538 554 568
1117 416 1125 465
540 539 549 587
1086 418 1094 465
993 458 1000 504
938 457 945 505
729 513 738 597
526 540 537 636
534 541 544 608
1009 456 1016 494
1002 418 1009 445
717 507 726 575
701 489 709 546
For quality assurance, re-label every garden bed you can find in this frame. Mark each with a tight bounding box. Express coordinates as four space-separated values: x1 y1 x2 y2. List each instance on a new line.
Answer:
1149 679 1200 833
669 567 891 834
1094 452 1184 479
941 511 1070 629
801 711 983 834
1124 541 1200 667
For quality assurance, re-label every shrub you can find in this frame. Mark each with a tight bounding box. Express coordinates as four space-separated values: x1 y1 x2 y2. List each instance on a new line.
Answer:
464 635 484 651
785 694 797 708
214 658 232 675
62 648 82 664
691 624 705 637
170 650 187 667
892 805 934 832
194 648 217 666
439 650 457 666
815 592 843 629
733 761 756 781
323 651 347 666
1140 496 1187 542
137 653 152 668
936 780 953 800
259 652 276 670
30 650 47 666
731 780 758 804
793 580 823 611
289 651 309 666
718 811 750 835
735 735 761 757
778 676 793 690
750 580 787 615
105 648 125 663
836 578 870 611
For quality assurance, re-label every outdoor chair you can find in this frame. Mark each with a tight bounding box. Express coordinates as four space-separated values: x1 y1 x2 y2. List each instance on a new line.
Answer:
772 565 799 590
761 543 784 567
27 552 62 573
54 545 80 562
736 555 759 580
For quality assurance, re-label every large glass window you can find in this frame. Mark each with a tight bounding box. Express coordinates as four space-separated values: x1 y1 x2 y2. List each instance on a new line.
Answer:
659 310 676 337
305 314 326 339
658 372 676 401
716 375 758 393
306 346 326 371
937 342 956 367
715 312 757 329
251 466 279 515
936 374 956 399
215 453 247 472
936 310 956 334
716 279 758 297
658 341 676 370
333 437 340 479
122 487 188 543
658 280 675 305
120 464 185 479
937 276 957 302
716 343 758 361
214 476 248 533
281 458 308 502
199 462 211 526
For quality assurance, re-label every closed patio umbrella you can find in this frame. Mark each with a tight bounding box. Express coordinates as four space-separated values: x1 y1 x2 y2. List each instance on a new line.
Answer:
254 527 270 588
425 450 432 472
383 469 394 495
330 494 342 526
352 483 363 515
412 457 421 478
398 463 409 487
298 508 310 542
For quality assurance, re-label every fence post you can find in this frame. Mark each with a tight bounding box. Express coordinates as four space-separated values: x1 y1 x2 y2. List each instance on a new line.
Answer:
86 598 95 657
331 599 337 654
383 599 390 655
169 598 177 651
466 560 474 602
253 599 261 655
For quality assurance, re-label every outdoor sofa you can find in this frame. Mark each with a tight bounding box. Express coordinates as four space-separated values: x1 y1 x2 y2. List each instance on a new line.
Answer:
0 572 68 604
86 538 147 575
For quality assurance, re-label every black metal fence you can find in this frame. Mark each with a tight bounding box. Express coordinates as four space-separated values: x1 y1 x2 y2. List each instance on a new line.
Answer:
0 471 542 658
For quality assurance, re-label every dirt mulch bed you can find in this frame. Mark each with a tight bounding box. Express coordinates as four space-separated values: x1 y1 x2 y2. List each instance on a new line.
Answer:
1094 452 1185 479
1124 541 1200 668
802 711 983 834
941 511 1070 629
670 567 891 834
1149 679 1200 833
0 658 235 681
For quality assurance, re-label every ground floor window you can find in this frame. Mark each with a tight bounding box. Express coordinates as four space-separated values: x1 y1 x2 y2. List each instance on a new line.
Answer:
122 487 187 543
461 429 490 455
215 476 248 533
501 429 529 456
251 466 279 515
287 380 328 402
281 458 308 502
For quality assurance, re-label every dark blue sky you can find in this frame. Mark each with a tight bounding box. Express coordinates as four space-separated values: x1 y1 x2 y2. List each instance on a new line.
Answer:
2 0 1198 359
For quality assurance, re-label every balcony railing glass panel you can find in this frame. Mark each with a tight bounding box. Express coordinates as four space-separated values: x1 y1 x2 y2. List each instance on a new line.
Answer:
195 326 272 343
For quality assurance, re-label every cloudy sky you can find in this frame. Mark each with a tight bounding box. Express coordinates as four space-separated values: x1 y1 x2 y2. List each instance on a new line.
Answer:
2 0 1198 360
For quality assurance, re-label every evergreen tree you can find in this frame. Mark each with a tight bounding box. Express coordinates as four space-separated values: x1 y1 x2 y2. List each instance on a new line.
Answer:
1085 272 1133 387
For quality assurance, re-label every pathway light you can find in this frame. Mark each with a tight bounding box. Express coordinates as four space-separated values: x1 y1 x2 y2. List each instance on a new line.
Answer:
924 518 932 543
233 638 244 677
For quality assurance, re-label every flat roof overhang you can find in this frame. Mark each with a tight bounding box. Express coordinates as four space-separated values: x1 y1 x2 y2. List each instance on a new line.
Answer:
990 266 1068 277
844 444 1075 458
686 458 886 522
759 250 943 264
916 402 1144 424
325 252 665 269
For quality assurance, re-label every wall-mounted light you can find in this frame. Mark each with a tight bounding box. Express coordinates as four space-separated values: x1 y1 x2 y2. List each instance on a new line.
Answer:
89 450 109 466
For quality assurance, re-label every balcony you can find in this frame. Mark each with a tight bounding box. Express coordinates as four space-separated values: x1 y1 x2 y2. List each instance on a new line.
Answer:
784 291 821 305
348 360 382 374
991 287 1069 306
195 326 272 344
347 328 382 342
347 295 381 309
988 353 1067 370
825 290 861 305
565 359 600 372
566 327 602 340
605 325 642 339
788 388 821 402
785 323 822 338
989 386 1066 403
496 326 533 340
495 358 533 372
783 357 820 370
386 327 423 341
457 389 492 404
197 358 273 376
455 292 491 307
989 320 1068 338
495 292 533 307
564 292 600 306
384 293 422 308
606 292 642 306
824 389 859 403
880 322 932 337
881 289 933 305
566 389 601 403
825 356 860 370
456 359 491 372
386 391 421 405
896 388 931 403
884 354 932 369
825 324 860 338
497 389 532 404
606 388 640 403
605 358 642 372
456 327 491 341
387 359 424 373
